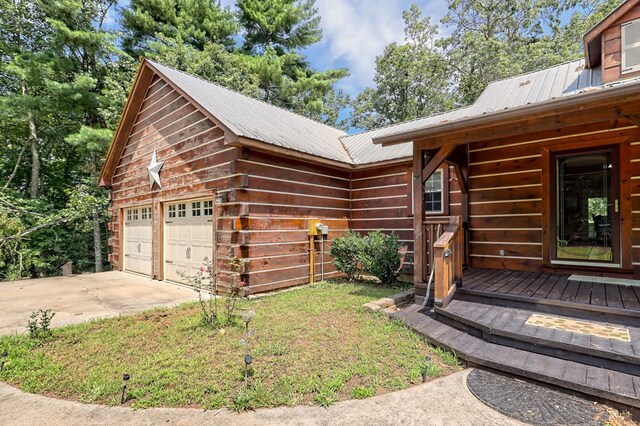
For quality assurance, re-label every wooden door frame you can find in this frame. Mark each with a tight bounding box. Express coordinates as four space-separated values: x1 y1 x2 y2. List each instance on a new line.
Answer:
542 137 632 272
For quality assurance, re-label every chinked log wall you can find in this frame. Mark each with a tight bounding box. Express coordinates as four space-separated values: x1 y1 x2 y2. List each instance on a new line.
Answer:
466 121 640 274
225 150 350 293
108 75 241 285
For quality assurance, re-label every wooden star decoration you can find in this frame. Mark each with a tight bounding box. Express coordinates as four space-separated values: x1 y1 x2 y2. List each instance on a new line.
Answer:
147 150 164 189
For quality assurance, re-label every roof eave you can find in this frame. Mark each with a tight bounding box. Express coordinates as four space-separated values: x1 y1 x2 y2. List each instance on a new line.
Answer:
372 81 640 147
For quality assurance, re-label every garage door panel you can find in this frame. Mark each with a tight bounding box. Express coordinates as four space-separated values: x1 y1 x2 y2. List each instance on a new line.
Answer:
164 199 214 284
124 206 153 276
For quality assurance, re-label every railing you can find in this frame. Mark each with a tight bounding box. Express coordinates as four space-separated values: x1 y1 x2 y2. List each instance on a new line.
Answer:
423 217 454 279
432 216 463 308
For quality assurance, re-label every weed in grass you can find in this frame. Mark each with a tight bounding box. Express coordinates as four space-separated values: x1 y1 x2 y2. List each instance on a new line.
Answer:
27 309 55 340
313 387 338 407
382 377 405 391
231 387 253 412
426 362 442 378
434 347 460 367
351 385 376 399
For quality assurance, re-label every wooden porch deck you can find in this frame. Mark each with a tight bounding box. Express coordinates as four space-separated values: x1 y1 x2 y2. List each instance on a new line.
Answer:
395 268 640 408
459 268 640 317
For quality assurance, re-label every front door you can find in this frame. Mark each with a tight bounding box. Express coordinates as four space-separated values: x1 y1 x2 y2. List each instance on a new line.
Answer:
552 149 620 266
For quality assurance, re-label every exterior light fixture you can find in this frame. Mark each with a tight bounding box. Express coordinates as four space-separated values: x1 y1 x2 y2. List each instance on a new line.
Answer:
240 310 256 333
443 248 452 258
215 192 227 204
0 352 7 372
422 356 431 383
121 373 130 404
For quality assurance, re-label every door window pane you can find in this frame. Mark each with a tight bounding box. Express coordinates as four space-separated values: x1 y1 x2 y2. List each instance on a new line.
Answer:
556 152 613 261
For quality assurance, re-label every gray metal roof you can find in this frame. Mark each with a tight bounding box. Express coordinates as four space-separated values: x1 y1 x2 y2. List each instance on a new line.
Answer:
365 59 605 144
148 58 614 166
148 60 353 164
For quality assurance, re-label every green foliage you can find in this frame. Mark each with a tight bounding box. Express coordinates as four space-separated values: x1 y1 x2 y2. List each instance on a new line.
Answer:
121 0 238 55
360 231 402 285
433 347 461 367
351 385 375 399
330 230 365 282
351 5 454 129
27 309 55 339
331 230 402 285
352 0 622 130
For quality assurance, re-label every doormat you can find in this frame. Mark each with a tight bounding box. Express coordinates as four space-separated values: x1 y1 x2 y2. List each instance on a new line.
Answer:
568 274 640 287
525 314 630 342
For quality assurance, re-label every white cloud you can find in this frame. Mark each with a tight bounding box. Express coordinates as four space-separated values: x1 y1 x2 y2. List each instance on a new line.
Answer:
311 0 448 95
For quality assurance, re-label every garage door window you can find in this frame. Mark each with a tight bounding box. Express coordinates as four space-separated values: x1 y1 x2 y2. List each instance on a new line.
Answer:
178 203 186 217
168 205 176 218
192 201 201 217
203 200 213 216
132 209 139 220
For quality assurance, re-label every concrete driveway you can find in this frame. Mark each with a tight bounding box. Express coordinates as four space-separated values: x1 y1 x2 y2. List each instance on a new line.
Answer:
0 271 199 335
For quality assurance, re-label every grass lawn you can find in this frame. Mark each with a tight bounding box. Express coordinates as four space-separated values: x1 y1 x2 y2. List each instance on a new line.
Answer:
0 281 461 410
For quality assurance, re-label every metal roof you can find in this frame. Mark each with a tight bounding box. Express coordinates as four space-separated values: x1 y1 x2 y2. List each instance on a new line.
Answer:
148 60 353 164
367 59 609 144
147 58 614 166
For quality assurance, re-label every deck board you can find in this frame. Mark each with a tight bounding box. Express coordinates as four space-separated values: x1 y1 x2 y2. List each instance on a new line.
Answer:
461 268 640 314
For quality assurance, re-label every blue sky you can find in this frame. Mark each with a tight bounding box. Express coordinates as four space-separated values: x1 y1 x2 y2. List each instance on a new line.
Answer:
218 0 449 97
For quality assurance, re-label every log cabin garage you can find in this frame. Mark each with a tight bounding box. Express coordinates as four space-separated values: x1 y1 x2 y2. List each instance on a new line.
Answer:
98 59 444 293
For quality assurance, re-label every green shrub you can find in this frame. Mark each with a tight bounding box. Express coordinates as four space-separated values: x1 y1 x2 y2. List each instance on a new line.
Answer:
360 230 402 285
331 230 402 285
330 230 365 281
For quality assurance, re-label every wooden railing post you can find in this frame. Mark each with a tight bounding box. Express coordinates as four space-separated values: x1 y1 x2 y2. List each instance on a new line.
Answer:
432 216 462 308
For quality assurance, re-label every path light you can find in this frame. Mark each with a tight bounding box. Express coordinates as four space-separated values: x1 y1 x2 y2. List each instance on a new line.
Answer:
422 356 431 383
244 354 253 382
0 352 7 372
121 373 130 404
240 310 256 333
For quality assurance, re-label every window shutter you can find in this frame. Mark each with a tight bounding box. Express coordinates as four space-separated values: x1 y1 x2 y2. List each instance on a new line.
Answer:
622 19 640 73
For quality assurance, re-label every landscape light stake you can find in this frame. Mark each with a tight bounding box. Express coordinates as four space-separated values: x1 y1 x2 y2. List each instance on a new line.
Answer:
121 373 130 404
422 356 431 383
239 310 256 385
0 352 7 372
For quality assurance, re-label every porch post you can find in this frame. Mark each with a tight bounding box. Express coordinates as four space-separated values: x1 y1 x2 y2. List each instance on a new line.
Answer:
413 144 425 295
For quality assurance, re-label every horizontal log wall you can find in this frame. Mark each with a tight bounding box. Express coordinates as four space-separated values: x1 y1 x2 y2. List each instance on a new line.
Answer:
108 74 240 280
468 122 640 274
224 149 351 294
350 163 413 272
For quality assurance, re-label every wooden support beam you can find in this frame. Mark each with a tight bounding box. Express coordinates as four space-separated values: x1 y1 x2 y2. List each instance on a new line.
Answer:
413 144 425 288
453 163 468 194
623 114 640 127
422 143 457 183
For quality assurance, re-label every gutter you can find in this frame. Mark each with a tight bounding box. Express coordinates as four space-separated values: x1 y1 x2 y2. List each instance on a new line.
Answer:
372 80 640 146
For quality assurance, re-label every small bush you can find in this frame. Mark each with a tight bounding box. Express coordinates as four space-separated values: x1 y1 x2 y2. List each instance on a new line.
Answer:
330 230 365 281
27 309 55 339
360 230 402 285
331 230 402 285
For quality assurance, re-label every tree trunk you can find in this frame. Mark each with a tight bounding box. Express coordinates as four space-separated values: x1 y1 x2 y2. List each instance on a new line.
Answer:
26 103 40 199
93 207 102 272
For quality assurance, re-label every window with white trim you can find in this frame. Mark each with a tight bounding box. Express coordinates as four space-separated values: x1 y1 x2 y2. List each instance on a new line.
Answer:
126 210 132 221
168 204 176 218
177 203 186 217
141 207 148 220
622 18 640 74
132 209 139 220
424 169 443 214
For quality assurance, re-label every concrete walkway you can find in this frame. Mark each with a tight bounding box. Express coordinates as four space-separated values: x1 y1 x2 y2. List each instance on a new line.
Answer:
0 271 199 335
0 370 525 426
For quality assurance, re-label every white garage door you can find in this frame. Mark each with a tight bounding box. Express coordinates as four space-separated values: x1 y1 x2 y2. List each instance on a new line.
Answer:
123 206 153 276
164 199 214 283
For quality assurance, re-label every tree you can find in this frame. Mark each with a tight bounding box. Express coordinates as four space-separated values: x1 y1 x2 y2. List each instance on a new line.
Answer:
121 0 238 56
237 0 349 127
351 5 454 130
237 0 322 54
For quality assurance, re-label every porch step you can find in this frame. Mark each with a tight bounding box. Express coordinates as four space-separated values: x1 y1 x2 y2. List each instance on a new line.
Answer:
394 304 640 409
456 286 640 323
434 299 640 375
